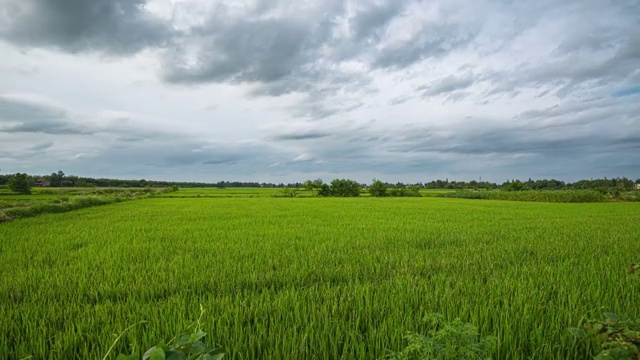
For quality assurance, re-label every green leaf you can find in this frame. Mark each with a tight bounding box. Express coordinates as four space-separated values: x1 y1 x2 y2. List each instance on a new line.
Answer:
143 346 166 360
165 350 187 360
116 353 138 360
199 354 224 360
568 328 587 338
603 313 619 321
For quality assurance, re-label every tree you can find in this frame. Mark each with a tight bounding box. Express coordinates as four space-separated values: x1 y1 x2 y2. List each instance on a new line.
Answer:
302 180 314 192
317 183 331 197
505 180 524 191
8 173 31 194
281 187 298 197
406 184 423 197
389 185 406 197
369 179 388 197
50 170 65 187
330 179 361 197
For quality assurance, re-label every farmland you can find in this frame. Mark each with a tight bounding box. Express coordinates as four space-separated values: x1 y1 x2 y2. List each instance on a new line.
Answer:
1 196 639 359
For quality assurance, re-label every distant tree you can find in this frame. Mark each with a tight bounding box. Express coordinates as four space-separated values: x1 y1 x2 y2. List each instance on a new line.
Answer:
369 179 388 197
313 178 324 189
389 185 406 197
281 187 298 197
303 180 314 192
330 179 361 197
303 179 324 196
8 173 31 194
317 183 331 197
406 184 423 197
50 170 65 187
506 180 524 191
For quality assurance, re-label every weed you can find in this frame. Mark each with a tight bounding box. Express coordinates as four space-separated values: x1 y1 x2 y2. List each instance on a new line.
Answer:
570 312 639 359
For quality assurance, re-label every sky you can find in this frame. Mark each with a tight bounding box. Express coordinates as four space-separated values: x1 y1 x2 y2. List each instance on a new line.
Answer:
0 0 638 183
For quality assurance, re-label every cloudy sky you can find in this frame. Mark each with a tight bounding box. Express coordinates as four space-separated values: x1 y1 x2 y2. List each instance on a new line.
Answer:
0 0 638 183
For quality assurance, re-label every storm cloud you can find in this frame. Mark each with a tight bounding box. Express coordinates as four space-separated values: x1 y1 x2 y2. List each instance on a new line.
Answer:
0 0 172 54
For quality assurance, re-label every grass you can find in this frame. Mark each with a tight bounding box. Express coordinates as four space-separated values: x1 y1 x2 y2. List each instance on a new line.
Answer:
0 197 639 359
435 189 606 202
0 187 174 221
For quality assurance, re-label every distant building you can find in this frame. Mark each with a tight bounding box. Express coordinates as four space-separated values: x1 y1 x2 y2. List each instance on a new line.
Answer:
61 180 73 187
35 179 51 187
636 184 640 190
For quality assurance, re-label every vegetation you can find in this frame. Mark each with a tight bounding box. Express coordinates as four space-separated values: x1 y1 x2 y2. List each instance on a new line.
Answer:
0 187 177 221
369 179 388 197
570 312 639 359
436 189 606 203
1 171 636 193
7 173 31 195
328 178 361 197
114 307 224 360
1 197 638 359
384 314 496 360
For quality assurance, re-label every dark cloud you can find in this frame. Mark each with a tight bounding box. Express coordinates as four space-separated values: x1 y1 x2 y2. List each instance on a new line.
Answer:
0 96 91 134
0 0 171 54
271 131 332 141
371 23 475 69
28 142 54 152
203 159 237 165
421 71 475 97
162 2 343 86
349 1 406 41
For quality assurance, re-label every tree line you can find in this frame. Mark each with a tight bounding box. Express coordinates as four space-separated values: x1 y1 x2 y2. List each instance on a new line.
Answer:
1 170 639 196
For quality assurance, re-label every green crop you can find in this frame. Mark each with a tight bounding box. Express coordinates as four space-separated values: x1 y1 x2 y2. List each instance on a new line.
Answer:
1 197 639 359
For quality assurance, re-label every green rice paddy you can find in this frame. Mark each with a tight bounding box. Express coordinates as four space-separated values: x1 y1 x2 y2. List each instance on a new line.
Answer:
1 196 639 359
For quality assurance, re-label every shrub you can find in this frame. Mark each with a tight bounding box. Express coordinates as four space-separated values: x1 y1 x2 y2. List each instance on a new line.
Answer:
8 173 31 194
3 207 36 219
384 313 496 360
369 179 388 197
330 179 361 197
570 312 639 359
389 185 406 197
113 306 224 360
437 190 605 203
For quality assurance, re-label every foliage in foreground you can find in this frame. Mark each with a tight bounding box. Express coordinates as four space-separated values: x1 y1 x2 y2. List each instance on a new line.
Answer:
383 314 496 360
570 312 640 359
112 307 224 360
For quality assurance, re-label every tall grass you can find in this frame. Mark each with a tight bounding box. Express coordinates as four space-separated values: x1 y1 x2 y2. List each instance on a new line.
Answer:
0 198 638 359
436 190 605 202
0 188 175 221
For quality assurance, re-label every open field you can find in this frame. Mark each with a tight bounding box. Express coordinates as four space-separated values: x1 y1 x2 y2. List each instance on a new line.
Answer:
1 197 639 359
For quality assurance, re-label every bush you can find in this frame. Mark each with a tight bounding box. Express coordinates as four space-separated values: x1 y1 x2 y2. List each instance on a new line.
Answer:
384 313 496 360
570 312 639 359
8 173 31 194
330 179 361 197
437 190 605 203
1 195 126 221
369 179 388 197
389 185 406 197
3 207 36 219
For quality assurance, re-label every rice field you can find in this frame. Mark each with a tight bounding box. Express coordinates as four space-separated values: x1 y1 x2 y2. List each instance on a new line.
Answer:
1 197 639 359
